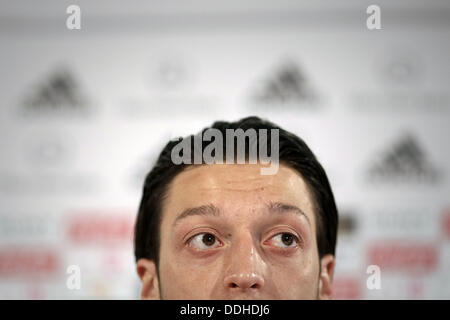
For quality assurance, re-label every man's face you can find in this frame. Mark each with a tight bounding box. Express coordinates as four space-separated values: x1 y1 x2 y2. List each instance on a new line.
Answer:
137 163 334 299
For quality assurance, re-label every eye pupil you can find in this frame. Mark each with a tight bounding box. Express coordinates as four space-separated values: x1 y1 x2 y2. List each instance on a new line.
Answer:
281 233 293 246
202 233 216 246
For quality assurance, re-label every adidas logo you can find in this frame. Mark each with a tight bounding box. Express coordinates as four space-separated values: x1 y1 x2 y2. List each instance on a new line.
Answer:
337 212 358 237
249 60 319 109
365 133 442 184
20 67 89 117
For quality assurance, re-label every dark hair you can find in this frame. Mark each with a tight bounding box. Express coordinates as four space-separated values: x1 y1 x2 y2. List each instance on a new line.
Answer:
134 116 338 267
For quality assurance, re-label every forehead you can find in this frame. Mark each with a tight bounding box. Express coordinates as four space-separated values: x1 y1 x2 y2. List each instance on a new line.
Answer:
161 163 317 229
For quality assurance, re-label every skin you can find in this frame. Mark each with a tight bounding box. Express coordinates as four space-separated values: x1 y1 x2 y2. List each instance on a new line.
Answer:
137 163 335 299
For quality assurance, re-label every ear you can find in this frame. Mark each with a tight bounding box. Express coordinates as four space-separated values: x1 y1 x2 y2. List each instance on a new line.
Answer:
318 254 335 300
136 258 161 300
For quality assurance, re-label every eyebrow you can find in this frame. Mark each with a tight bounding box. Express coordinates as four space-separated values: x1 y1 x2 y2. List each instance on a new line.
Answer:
172 203 221 228
172 201 310 228
267 201 311 226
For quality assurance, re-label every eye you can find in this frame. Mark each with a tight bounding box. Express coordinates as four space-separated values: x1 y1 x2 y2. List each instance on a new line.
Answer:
188 232 222 250
267 232 299 248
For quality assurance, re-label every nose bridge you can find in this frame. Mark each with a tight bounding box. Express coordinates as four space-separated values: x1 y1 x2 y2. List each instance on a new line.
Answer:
223 229 265 290
235 231 260 269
